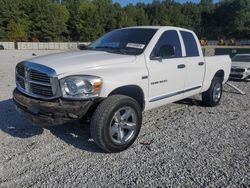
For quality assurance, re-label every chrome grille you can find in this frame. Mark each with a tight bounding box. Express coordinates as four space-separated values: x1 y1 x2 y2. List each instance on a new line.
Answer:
16 64 25 77
30 83 53 97
231 68 245 73
30 69 50 83
16 75 25 89
15 62 60 99
230 74 243 79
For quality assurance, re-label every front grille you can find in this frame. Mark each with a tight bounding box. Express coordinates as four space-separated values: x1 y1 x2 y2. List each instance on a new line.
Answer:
30 69 50 83
16 76 25 89
15 62 59 99
16 64 25 77
231 68 246 73
230 74 243 79
30 83 53 97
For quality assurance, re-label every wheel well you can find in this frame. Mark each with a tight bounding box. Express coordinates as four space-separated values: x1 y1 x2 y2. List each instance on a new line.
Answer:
214 70 225 81
108 85 145 110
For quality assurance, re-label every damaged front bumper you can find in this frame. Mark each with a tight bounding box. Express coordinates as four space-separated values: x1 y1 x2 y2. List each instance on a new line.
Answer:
230 73 250 80
13 88 93 127
230 68 250 81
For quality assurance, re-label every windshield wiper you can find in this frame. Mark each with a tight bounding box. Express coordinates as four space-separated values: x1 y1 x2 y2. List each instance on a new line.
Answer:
94 46 128 55
95 46 117 49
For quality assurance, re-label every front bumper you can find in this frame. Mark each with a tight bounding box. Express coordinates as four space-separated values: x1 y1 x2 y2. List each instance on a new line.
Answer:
230 71 250 80
13 88 93 127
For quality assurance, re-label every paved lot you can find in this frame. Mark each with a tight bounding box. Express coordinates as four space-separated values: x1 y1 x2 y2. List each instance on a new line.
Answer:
0 50 249 187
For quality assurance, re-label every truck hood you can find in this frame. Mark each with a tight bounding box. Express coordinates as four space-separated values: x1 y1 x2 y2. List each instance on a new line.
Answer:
232 61 250 68
28 50 136 75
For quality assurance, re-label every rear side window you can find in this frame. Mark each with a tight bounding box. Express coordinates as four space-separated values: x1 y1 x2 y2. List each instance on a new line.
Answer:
180 31 199 57
152 30 182 58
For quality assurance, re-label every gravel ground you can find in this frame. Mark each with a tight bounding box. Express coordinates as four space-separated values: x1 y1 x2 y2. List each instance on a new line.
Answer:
0 50 249 187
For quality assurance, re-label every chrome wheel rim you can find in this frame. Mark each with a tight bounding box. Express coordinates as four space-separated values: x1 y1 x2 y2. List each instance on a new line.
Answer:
110 107 137 145
213 82 221 102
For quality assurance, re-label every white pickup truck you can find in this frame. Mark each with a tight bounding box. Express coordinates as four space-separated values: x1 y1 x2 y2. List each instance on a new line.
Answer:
13 26 231 152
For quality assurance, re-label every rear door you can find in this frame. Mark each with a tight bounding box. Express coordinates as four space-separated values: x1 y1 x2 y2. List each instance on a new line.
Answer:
180 31 205 96
146 30 187 105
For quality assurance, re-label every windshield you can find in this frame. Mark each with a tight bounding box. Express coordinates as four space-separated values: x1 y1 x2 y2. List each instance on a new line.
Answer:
232 55 250 62
89 28 157 55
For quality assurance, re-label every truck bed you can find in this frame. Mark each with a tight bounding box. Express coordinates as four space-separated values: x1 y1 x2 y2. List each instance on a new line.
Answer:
202 55 231 92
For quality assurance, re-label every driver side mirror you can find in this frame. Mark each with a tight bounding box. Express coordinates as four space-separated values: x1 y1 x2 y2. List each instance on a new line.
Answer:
150 44 175 60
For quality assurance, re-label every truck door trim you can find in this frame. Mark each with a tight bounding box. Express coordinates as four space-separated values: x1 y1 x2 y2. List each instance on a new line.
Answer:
149 85 201 102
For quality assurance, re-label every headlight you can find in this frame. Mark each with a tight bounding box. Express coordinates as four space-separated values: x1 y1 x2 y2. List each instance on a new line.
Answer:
60 76 102 99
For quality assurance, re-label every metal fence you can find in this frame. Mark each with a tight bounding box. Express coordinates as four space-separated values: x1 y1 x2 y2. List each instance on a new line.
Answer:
215 48 250 58
207 40 250 46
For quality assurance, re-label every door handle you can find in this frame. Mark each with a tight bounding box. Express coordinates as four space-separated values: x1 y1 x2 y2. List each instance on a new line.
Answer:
198 62 205 66
177 64 186 69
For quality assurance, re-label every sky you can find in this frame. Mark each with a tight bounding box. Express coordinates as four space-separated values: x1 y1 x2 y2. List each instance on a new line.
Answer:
113 0 218 6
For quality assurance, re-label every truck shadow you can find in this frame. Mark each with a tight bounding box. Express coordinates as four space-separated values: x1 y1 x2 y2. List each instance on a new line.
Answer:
0 99 43 138
48 123 104 153
176 98 204 107
0 99 103 153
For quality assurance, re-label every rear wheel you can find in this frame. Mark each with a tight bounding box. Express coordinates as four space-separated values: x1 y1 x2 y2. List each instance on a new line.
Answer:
90 95 142 153
202 77 223 107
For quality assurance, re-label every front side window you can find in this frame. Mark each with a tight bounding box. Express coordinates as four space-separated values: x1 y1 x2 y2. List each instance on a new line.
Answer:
151 30 182 59
180 31 199 57
89 28 157 55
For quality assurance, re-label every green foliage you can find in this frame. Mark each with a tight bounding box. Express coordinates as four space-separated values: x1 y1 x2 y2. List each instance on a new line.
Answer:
29 0 69 42
7 22 28 41
234 0 250 38
214 0 250 38
0 0 30 41
0 0 249 41
147 1 171 26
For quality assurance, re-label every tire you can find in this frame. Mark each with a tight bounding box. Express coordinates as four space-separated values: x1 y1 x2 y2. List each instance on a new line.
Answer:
90 95 142 153
202 76 223 107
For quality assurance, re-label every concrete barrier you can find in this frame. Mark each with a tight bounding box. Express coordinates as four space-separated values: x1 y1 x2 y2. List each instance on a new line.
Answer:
0 42 15 50
17 42 90 50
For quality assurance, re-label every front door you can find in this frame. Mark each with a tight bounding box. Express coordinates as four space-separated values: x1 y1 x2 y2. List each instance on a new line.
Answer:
146 30 187 107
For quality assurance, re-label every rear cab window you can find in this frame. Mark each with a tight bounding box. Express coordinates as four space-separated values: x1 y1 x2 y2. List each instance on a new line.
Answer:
180 31 200 57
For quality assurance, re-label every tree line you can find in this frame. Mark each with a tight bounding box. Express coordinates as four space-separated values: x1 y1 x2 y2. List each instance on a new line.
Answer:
0 0 249 42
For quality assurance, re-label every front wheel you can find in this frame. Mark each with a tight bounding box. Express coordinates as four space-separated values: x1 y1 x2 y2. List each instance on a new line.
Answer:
202 77 223 107
90 95 142 153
